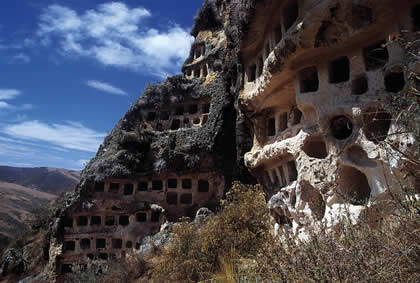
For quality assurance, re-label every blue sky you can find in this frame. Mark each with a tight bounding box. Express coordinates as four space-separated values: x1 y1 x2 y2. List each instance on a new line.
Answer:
0 0 203 170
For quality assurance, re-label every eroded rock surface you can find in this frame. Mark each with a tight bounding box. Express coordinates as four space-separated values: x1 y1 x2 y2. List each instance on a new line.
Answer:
236 0 419 234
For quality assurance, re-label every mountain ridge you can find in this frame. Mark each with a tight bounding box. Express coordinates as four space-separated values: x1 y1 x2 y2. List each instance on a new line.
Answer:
0 166 80 195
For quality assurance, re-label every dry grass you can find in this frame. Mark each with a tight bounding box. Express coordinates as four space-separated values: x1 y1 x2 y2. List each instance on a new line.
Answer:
140 182 420 283
147 183 271 282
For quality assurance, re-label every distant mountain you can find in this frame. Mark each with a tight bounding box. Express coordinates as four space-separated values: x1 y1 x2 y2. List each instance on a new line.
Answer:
0 181 56 239
0 166 80 249
0 166 80 195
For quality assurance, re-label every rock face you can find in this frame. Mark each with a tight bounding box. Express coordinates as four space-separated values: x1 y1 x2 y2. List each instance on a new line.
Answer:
39 0 419 278
236 0 418 233
49 1 253 277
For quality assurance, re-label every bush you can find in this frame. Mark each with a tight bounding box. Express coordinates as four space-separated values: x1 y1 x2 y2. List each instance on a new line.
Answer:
251 198 420 282
144 181 420 282
149 183 271 282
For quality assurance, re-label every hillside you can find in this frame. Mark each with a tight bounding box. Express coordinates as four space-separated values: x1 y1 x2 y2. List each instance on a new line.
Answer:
0 166 80 195
0 166 80 252
0 181 55 238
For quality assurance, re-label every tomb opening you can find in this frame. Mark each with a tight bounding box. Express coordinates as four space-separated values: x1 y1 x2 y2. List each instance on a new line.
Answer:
112 239 123 249
182 179 192 189
203 103 210 114
119 215 129 226
352 74 368 95
138 181 148 192
168 179 178 189
412 5 420 31
338 166 371 205
330 116 353 140
291 107 302 125
363 40 389 71
283 0 299 31
274 25 282 44
184 118 190 128
329 56 350 83
203 64 208 77
123 184 134 195
287 161 298 182
267 117 276 137
363 108 392 143
77 216 88 226
63 241 75 252
278 113 288 132
152 180 163 191
160 112 169 120
171 119 181 130
105 216 115 226
198 180 209 192
194 66 201 78
80 239 91 250
299 66 319 93
96 239 106 249
257 57 263 77
302 136 328 159
91 216 101 226
264 42 270 59
189 104 198 114
63 217 73 228
180 194 193 204
385 71 405 93
175 106 184 116
167 192 178 205
109 183 119 194
136 213 147 222
62 264 73 273
248 64 257 82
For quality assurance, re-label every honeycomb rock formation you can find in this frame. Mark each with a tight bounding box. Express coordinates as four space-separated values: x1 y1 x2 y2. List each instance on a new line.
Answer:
34 0 419 278
236 0 419 233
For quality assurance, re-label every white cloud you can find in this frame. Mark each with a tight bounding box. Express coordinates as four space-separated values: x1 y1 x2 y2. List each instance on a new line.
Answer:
37 2 193 78
2 121 105 152
0 135 91 170
0 103 34 111
86 80 127 96
0 101 12 109
0 89 34 113
0 89 21 100
13 53 31 63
